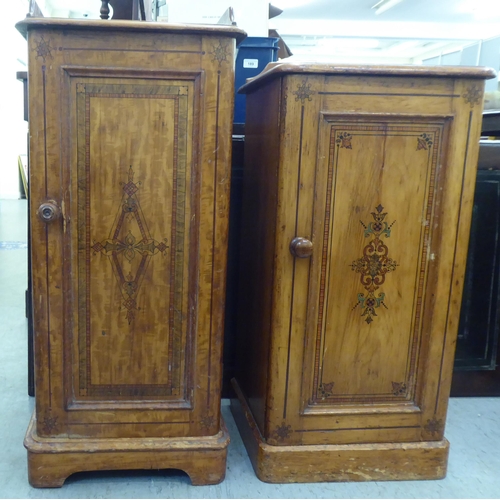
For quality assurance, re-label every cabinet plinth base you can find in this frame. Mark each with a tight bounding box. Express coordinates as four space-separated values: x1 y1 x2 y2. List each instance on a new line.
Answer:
24 412 230 488
230 379 449 483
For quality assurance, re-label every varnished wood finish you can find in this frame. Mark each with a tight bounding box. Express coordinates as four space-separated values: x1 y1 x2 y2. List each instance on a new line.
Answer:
231 379 448 483
239 61 496 94
16 17 246 43
232 62 494 482
25 413 230 487
234 79 282 434
18 17 245 486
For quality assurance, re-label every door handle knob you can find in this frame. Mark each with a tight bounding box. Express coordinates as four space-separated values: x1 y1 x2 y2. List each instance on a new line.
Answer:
290 237 313 258
37 201 60 223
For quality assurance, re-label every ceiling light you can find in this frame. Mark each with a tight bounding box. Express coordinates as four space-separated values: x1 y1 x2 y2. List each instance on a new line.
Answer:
318 38 380 50
372 0 404 15
458 0 499 19
274 0 316 8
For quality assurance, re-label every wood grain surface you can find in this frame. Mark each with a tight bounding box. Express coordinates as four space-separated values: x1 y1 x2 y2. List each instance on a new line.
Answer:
21 18 242 485
231 379 449 483
238 61 496 94
16 17 246 43
232 65 492 481
25 412 230 487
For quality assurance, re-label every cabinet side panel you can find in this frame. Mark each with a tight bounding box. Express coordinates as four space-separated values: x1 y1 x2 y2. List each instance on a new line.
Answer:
235 81 282 433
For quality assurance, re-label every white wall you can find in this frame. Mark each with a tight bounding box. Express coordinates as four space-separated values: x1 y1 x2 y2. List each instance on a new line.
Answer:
167 0 268 36
422 36 500 91
0 1 29 199
479 37 500 91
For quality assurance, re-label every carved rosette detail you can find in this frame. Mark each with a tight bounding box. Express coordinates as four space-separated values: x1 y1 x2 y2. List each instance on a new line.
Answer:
351 205 397 324
424 417 444 436
391 381 407 396
462 85 483 108
318 381 335 398
416 133 433 151
33 35 54 62
292 79 315 103
210 40 229 66
271 421 292 443
91 166 169 324
336 132 353 149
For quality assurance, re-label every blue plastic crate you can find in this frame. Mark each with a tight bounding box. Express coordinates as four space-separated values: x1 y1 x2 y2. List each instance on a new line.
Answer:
234 37 279 125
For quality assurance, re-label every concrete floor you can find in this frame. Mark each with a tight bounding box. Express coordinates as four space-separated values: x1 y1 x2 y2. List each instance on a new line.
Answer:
0 198 499 498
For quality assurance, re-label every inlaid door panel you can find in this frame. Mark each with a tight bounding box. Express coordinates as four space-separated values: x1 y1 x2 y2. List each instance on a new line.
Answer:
308 116 449 406
290 113 454 444
58 73 203 433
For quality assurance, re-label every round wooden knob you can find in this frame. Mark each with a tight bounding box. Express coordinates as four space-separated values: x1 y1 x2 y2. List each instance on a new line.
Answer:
37 201 60 223
290 237 313 258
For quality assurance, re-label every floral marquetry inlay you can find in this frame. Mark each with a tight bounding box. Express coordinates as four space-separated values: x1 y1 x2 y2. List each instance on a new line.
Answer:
292 79 315 103
33 35 54 62
200 413 216 430
462 85 483 108
271 421 292 442
336 132 353 149
424 417 444 436
351 205 398 324
318 382 335 398
416 133 433 151
391 381 407 396
210 40 229 66
40 412 58 434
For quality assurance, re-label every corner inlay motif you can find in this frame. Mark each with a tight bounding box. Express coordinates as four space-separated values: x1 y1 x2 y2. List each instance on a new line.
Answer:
462 85 482 108
271 421 292 442
34 35 54 62
336 132 353 149
40 412 58 434
391 381 407 396
424 417 444 436
210 40 229 66
318 381 335 398
416 133 433 151
200 413 215 430
292 79 315 103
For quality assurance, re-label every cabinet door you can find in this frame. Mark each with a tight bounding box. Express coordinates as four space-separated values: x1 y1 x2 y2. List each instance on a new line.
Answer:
70 78 195 400
28 25 235 437
269 75 482 446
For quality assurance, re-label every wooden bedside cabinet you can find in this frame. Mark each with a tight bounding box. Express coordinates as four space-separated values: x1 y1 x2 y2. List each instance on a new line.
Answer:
231 62 495 483
16 17 245 487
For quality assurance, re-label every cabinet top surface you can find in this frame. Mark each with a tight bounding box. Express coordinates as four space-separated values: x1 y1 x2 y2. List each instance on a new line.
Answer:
238 61 497 94
16 17 247 43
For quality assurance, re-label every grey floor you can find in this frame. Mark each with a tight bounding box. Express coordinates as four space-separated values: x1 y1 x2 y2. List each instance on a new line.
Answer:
0 198 499 498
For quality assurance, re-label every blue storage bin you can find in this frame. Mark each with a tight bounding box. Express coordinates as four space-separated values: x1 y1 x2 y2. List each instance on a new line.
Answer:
234 37 279 125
